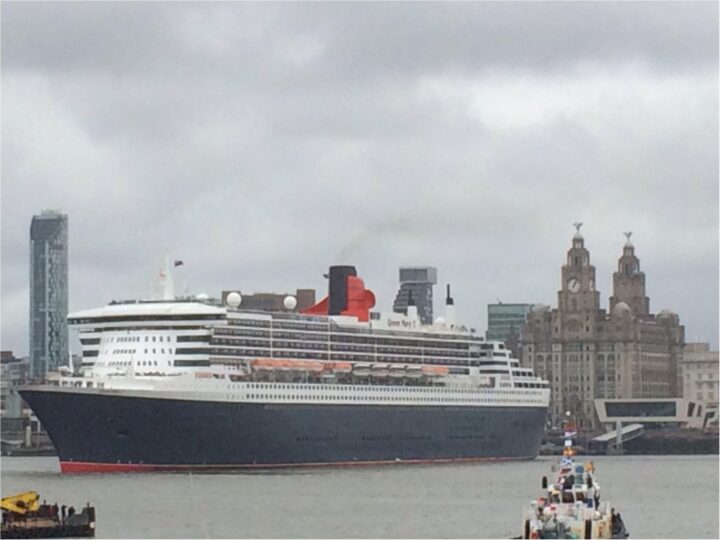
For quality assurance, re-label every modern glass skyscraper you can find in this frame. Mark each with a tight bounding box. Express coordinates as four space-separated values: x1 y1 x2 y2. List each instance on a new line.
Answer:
29 210 69 380
392 266 437 325
486 303 533 342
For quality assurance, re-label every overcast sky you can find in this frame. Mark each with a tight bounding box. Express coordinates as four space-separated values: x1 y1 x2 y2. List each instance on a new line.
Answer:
2 2 718 355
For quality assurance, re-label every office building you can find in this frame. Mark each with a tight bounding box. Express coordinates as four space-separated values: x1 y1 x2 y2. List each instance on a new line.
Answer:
486 303 534 342
522 227 684 429
392 266 437 325
29 210 69 380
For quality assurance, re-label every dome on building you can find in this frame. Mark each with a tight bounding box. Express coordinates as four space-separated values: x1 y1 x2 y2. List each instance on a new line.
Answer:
612 302 632 318
657 309 677 320
531 303 550 314
226 291 242 308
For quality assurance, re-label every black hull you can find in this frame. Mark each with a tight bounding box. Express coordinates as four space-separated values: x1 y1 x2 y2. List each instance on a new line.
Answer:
20 388 546 473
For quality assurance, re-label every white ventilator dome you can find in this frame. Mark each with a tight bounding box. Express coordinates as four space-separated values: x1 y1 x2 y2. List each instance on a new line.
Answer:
196 293 210 302
434 316 446 325
226 292 242 308
284 296 297 310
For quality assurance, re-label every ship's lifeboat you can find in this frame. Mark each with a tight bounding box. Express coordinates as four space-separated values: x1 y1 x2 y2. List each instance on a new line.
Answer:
421 365 449 377
352 362 372 377
323 361 353 374
388 365 407 378
406 366 423 379
250 359 324 373
371 363 390 377
250 359 276 372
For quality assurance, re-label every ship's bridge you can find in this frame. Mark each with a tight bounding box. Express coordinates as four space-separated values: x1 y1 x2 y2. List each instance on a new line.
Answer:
69 301 227 375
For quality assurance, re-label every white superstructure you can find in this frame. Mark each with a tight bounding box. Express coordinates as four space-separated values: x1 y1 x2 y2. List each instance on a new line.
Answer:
62 298 549 409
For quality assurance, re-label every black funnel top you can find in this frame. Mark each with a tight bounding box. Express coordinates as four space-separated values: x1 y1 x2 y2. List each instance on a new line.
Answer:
328 266 357 315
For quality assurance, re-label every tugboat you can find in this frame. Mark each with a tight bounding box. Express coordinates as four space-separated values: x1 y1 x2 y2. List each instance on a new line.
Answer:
520 418 629 539
1 491 96 538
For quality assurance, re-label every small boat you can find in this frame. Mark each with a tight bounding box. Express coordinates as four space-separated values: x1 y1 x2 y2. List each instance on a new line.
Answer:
323 361 353 374
389 365 407 378
250 359 324 373
405 365 423 379
352 362 372 377
370 363 390 377
1 492 96 539
519 418 629 539
421 365 449 377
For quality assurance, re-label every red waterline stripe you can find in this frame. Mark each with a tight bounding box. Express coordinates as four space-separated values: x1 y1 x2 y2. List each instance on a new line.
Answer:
60 455 530 474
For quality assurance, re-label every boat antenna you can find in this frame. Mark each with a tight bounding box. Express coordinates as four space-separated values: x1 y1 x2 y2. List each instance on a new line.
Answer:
444 284 456 327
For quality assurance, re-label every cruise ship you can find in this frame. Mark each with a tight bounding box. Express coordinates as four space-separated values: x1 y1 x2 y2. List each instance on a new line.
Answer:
20 265 550 473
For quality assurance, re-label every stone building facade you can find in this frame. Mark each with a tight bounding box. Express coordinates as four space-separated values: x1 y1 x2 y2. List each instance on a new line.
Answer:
522 226 684 429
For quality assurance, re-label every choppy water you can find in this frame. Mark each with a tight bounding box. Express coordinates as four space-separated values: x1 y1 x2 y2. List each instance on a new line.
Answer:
1 455 718 538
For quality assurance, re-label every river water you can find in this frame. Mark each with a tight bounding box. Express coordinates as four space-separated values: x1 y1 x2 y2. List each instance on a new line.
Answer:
1 455 717 538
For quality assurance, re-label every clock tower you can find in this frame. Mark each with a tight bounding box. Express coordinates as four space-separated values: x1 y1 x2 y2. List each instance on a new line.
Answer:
558 223 600 313
609 232 649 316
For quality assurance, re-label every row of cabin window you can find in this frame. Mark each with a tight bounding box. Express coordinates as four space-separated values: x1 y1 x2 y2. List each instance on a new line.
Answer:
207 347 487 366
243 383 523 395
107 335 174 343
213 336 476 356
244 394 528 403
105 360 166 367
221 326 479 349
111 348 173 355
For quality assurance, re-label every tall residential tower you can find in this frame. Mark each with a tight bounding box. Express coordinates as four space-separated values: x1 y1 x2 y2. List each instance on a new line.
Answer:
29 210 69 380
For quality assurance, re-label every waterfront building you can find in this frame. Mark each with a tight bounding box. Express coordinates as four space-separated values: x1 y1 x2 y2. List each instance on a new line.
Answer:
522 226 685 429
29 210 69 380
220 289 316 312
486 303 534 355
594 397 715 430
392 266 437 325
682 342 719 411
1 351 31 443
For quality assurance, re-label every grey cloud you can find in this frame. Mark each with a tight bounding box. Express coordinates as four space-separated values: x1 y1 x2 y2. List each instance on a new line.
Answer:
1 2 717 354
4 2 717 78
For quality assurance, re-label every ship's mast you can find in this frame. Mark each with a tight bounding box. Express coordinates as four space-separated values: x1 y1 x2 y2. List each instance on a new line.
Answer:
157 255 175 301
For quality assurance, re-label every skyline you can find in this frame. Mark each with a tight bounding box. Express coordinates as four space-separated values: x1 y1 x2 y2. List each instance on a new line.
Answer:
2 2 718 354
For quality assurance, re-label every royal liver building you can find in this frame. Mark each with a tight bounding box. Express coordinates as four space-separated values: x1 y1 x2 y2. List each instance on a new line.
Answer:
521 225 684 429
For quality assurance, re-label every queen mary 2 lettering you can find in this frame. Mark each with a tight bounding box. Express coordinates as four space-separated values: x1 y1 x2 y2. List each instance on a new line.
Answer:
20 265 550 473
